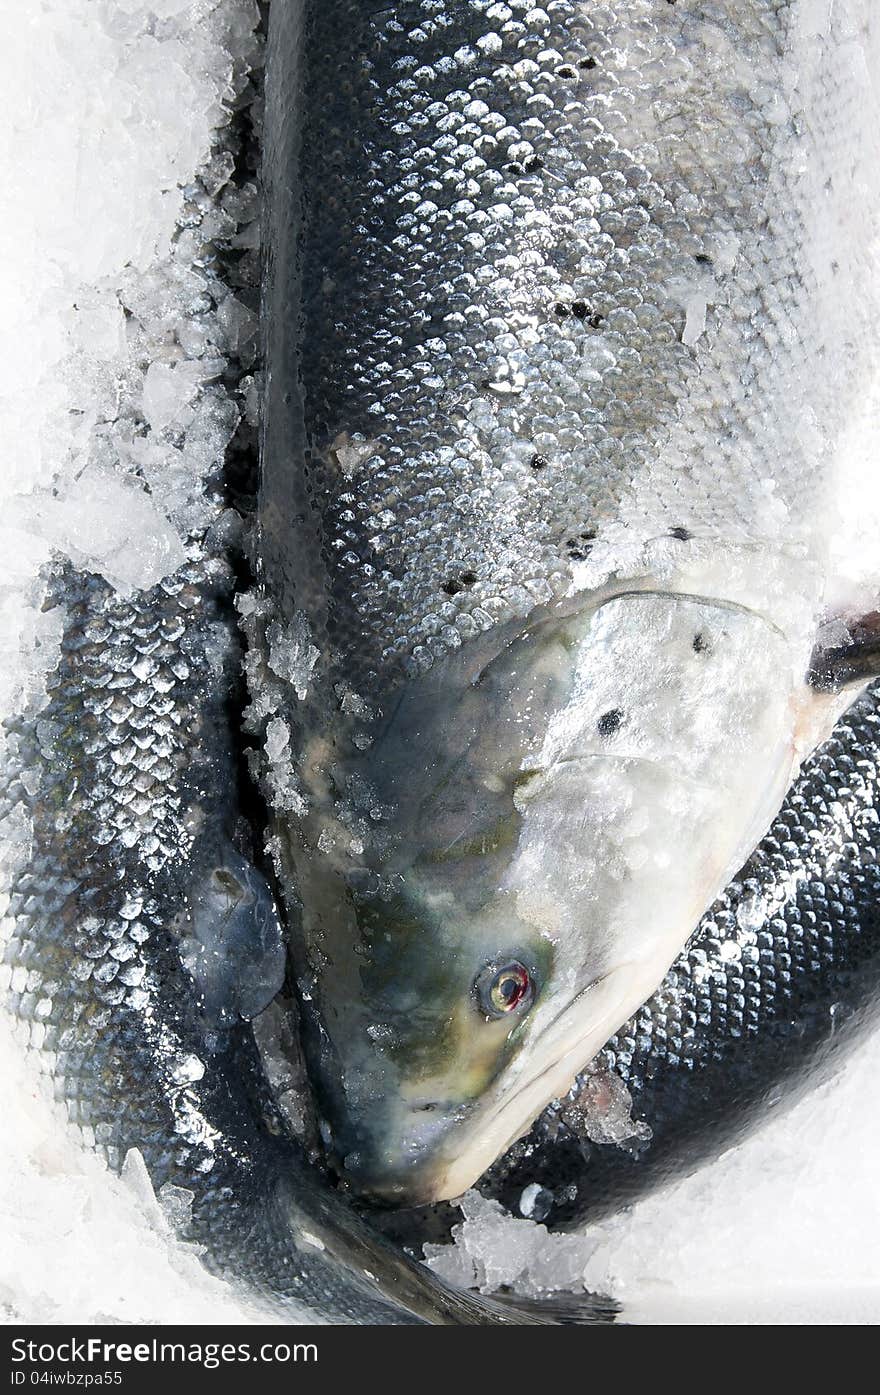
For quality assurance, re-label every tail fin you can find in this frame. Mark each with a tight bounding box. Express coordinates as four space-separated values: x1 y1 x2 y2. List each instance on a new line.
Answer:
486 1286 619 1325
275 1170 616 1325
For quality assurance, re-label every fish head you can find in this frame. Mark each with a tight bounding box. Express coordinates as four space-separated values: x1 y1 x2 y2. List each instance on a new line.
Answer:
285 586 816 1204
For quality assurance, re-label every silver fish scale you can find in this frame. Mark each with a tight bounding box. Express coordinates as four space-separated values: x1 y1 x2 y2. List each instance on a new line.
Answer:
1 564 238 1180
610 698 880 1089
274 0 852 684
0 564 392 1318
0 562 570 1323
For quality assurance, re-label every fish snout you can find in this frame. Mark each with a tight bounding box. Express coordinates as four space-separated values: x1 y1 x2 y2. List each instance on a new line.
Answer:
330 1098 476 1206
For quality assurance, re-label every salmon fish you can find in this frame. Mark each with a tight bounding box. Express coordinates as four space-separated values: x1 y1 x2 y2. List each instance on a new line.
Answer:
1 0 609 1324
256 0 880 1203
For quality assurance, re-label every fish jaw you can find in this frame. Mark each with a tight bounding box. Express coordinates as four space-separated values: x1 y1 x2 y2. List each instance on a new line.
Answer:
341 964 637 1205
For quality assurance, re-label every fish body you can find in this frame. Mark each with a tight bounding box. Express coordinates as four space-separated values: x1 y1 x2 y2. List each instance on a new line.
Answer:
259 0 880 1203
0 555 588 1324
5 0 880 1326
0 3 583 1321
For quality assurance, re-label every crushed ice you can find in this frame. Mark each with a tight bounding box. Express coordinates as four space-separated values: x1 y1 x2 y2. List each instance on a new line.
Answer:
559 1067 652 1148
0 0 271 1325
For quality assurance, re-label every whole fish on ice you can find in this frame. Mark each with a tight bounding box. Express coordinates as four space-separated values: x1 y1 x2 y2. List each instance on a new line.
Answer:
0 513 570 1327
4 0 880 1328
256 0 880 1204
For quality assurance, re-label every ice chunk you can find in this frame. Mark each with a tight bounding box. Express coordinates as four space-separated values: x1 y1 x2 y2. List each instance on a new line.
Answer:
265 716 292 765
267 612 321 701
560 1067 652 1148
158 1182 196 1235
121 1148 168 1232
27 465 188 595
217 293 258 361
519 1183 553 1221
142 359 224 432
424 1191 597 1298
64 293 126 359
682 295 708 346
260 715 309 817
330 432 377 478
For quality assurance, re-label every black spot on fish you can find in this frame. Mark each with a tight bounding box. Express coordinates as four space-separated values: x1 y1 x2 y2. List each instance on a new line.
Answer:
442 572 478 596
569 301 606 329
557 66 577 80
524 155 543 173
694 253 713 267
669 525 692 541
693 632 708 654
565 531 596 561
598 709 624 736
531 454 548 471
554 302 571 318
580 57 597 70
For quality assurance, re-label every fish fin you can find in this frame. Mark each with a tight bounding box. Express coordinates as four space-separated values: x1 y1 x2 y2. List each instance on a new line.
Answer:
278 1173 615 1325
487 1286 620 1325
809 613 880 691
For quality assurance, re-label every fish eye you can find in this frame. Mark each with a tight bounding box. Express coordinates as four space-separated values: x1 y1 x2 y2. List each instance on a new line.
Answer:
474 960 534 1020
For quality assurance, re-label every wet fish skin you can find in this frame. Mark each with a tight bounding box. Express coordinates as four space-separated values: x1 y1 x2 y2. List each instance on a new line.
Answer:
0 3 610 1321
263 0 872 669
0 558 581 1325
260 1 880 1201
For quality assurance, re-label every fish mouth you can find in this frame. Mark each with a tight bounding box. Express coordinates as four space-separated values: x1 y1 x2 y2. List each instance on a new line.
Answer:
351 963 637 1206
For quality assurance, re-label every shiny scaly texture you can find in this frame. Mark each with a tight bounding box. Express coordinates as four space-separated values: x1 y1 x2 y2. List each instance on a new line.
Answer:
4 0 880 1319
258 0 880 1201
0 558 582 1323
263 0 880 679
0 0 596 1318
